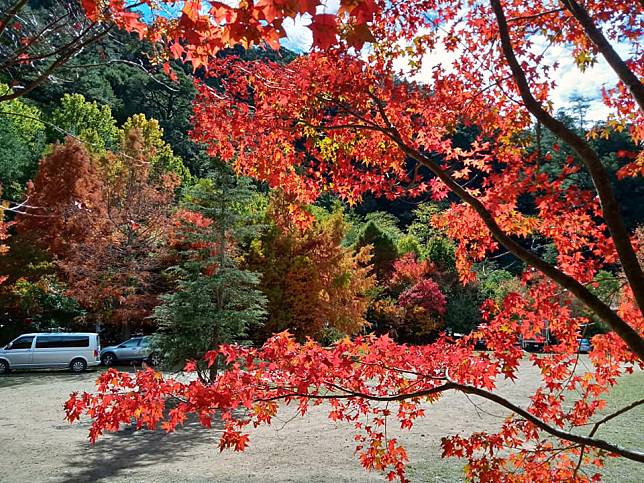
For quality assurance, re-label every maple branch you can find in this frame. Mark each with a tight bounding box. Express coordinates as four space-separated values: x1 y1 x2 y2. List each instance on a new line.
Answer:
506 8 564 23
590 398 644 435
372 126 644 360
0 10 75 70
575 397 644 476
0 0 28 39
297 120 388 133
490 0 644 338
260 381 644 462
300 89 644 359
561 0 644 112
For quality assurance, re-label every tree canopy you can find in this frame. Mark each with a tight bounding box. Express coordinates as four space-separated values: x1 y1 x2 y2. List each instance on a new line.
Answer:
1 0 642 481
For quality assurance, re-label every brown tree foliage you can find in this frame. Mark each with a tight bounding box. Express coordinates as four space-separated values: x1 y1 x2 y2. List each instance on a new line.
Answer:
16 138 106 257
17 132 179 329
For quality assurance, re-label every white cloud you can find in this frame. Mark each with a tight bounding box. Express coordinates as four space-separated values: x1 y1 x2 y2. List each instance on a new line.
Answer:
282 15 313 52
280 0 339 52
542 42 631 121
278 9 632 122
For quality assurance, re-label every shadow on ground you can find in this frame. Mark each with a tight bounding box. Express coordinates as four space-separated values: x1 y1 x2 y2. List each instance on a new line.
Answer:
56 413 222 482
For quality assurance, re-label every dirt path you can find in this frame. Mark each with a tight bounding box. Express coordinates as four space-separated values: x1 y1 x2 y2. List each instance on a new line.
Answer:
0 358 638 482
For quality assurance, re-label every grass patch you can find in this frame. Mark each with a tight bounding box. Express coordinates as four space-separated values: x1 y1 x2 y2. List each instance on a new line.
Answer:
407 370 643 482
590 370 644 482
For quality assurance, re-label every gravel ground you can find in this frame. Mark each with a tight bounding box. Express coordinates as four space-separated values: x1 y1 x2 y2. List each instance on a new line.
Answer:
0 358 641 482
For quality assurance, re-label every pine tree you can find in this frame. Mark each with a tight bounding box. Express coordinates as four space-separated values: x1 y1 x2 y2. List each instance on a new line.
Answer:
152 166 266 382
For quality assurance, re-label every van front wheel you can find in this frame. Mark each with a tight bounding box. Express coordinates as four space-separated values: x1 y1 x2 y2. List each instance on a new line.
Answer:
70 358 87 373
0 360 9 374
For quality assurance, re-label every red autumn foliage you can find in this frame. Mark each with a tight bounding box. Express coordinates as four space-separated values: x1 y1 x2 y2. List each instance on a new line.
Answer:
68 0 644 481
398 279 446 316
16 138 107 257
0 186 12 285
79 0 378 72
17 133 178 328
389 253 434 289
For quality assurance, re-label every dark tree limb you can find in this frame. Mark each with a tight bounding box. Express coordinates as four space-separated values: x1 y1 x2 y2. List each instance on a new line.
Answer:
561 0 644 112
258 381 644 463
490 0 644 320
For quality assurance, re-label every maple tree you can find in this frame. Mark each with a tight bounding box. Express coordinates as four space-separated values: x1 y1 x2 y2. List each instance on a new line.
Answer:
71 0 379 74
66 0 643 481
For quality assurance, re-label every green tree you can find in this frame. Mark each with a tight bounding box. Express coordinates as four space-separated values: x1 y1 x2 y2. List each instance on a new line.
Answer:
50 94 119 152
152 168 266 381
153 258 266 382
0 85 46 198
354 221 398 281
476 266 521 304
443 288 481 335
406 202 446 247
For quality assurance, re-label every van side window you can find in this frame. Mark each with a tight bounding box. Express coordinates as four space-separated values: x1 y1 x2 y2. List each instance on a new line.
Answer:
36 336 90 348
9 336 34 349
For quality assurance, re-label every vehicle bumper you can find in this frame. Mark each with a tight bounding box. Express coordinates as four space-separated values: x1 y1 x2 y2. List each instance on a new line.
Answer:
87 360 100 368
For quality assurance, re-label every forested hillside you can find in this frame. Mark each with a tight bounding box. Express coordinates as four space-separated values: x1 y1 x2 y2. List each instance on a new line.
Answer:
2 1 643 481
1 0 641 348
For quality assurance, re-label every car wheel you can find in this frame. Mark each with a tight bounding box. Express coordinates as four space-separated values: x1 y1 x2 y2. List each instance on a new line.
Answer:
0 360 9 374
70 358 87 373
101 353 116 366
148 353 162 367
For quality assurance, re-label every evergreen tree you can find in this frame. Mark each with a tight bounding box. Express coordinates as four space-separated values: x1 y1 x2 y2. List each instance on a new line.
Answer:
354 221 398 281
152 167 266 382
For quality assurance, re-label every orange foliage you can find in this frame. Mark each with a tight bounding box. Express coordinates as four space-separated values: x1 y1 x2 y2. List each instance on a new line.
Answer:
68 1 644 481
247 198 374 342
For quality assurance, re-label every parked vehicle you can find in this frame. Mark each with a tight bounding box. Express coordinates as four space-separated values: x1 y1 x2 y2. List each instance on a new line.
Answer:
0 333 101 374
100 336 155 366
521 338 546 352
577 338 592 354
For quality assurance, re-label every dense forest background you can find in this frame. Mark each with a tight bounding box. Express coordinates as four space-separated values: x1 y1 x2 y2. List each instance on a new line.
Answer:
1 1 642 358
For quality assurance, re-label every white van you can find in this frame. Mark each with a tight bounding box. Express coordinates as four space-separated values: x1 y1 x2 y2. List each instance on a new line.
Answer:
0 333 101 374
